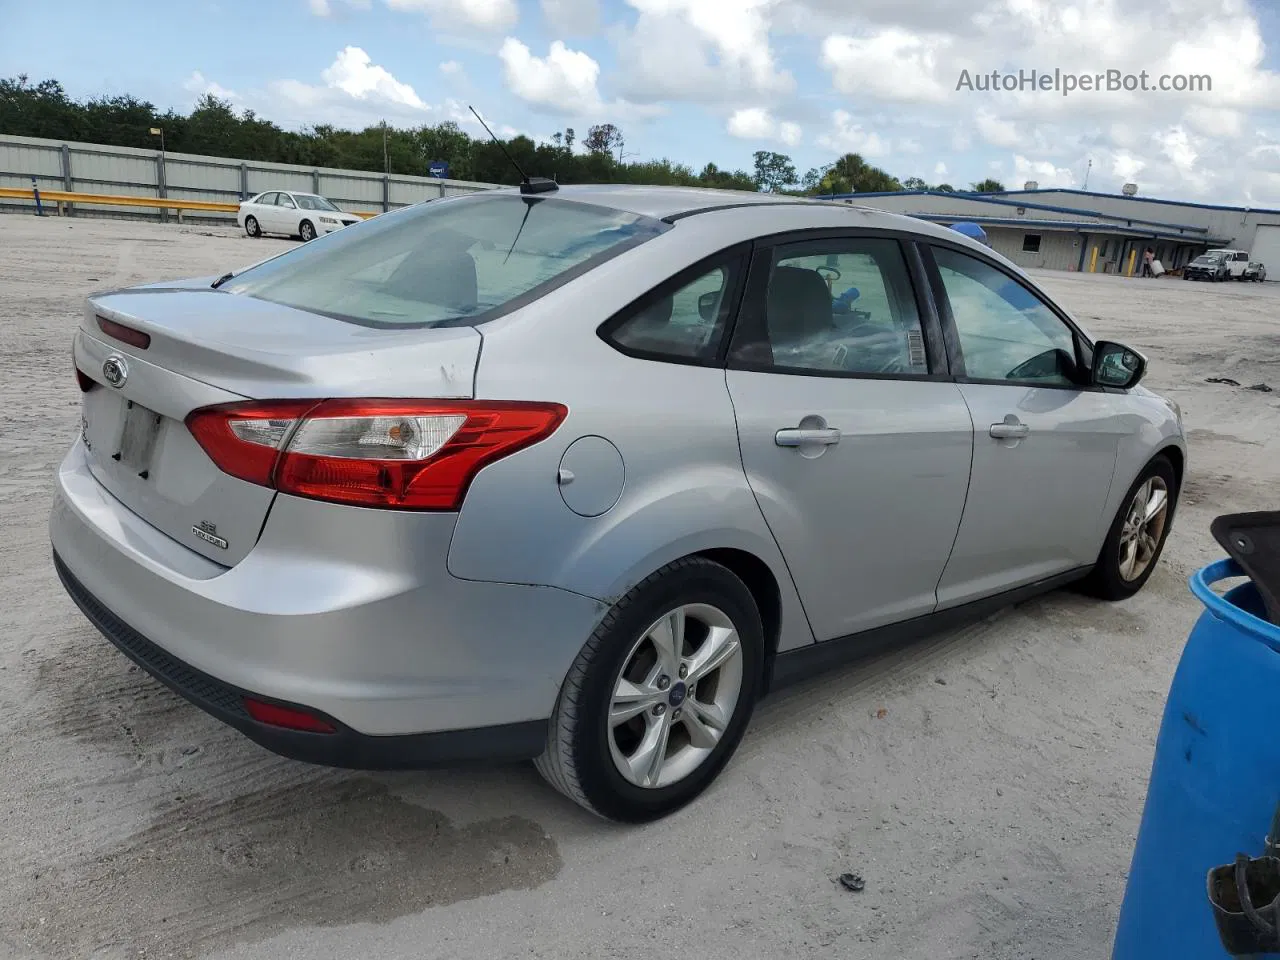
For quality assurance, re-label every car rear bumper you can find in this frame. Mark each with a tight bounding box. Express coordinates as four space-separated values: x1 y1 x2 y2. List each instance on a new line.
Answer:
49 441 604 763
52 552 548 768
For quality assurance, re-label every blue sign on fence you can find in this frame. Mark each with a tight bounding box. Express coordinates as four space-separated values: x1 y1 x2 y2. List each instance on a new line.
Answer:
428 161 449 179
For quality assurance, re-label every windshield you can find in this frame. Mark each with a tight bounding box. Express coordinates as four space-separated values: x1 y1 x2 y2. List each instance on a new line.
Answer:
295 194 340 212
1202 251 1228 261
221 193 668 328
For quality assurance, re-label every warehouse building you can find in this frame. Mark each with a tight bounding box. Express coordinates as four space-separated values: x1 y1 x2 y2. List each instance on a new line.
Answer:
824 187 1280 279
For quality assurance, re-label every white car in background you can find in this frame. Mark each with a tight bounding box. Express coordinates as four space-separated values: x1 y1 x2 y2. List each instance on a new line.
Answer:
237 191 362 241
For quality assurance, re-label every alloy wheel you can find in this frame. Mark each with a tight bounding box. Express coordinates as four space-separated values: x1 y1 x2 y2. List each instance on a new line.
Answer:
1118 475 1170 581
607 603 744 789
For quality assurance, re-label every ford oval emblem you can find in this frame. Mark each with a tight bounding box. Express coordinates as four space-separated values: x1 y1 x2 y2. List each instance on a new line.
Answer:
102 355 128 389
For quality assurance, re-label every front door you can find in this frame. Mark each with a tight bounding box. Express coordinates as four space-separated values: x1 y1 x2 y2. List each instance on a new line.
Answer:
725 235 974 641
926 244 1124 608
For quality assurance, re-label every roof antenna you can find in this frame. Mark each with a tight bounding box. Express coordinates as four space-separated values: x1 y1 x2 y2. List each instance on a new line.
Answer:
468 105 558 196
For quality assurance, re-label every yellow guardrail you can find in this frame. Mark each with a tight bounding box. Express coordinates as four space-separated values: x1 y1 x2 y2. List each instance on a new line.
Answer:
0 186 379 219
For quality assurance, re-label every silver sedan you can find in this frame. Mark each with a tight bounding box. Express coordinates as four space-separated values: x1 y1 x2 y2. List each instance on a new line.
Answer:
52 185 1185 822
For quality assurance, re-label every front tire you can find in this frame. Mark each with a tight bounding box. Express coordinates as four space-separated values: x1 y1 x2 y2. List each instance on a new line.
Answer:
535 556 764 822
1081 456 1176 601
299 220 316 242
244 215 261 238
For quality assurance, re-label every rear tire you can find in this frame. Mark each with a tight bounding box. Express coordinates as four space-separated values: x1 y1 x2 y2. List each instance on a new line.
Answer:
1081 455 1177 601
535 556 764 823
299 220 316 242
245 216 261 238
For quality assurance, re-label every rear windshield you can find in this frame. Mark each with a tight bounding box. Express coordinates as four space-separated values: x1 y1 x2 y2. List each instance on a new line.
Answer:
221 193 668 328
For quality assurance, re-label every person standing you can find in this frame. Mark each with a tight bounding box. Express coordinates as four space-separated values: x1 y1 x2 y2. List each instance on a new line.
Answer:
1141 247 1154 277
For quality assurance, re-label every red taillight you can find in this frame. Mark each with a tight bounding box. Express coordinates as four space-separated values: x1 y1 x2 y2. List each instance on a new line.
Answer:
187 400 317 486
243 697 336 734
186 399 567 510
97 315 151 350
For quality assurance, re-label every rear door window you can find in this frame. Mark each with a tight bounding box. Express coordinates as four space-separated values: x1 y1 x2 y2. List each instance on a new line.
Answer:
728 236 930 378
221 194 670 328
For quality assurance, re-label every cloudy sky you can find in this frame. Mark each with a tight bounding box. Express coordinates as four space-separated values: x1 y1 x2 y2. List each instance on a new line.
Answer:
6 0 1280 203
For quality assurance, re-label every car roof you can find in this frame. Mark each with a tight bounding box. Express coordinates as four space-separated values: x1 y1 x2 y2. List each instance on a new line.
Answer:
504 183 817 220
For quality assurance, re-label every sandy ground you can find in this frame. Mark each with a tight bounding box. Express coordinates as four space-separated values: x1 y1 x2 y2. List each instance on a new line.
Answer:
0 214 1278 960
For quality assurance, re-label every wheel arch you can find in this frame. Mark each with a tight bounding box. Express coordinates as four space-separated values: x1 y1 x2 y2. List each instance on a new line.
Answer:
1156 443 1185 496
697 547 784 695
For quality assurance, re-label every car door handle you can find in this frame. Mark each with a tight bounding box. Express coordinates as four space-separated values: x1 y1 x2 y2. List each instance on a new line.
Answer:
775 427 842 447
989 420 1030 439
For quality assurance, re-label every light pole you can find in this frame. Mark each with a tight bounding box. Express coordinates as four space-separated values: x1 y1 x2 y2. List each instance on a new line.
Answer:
150 127 168 221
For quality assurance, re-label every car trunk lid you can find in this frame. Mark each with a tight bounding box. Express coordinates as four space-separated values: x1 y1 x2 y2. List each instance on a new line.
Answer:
76 287 482 565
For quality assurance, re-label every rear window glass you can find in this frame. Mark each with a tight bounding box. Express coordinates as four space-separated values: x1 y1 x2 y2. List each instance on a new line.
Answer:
221 193 668 328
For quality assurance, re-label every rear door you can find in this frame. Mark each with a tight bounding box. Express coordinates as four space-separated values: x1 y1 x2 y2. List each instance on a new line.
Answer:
924 243 1123 607
725 233 974 641
253 192 280 232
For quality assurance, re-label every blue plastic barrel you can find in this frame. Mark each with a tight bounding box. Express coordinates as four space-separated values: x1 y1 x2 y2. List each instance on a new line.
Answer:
1113 559 1280 959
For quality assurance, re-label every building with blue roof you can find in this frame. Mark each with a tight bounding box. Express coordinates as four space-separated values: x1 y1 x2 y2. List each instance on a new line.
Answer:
819 187 1279 279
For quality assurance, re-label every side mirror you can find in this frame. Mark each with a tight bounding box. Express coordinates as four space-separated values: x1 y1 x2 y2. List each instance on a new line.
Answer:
1092 340 1146 389
697 291 719 321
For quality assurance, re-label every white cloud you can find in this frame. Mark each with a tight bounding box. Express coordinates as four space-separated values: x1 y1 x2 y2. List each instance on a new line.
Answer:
726 108 801 146
320 46 426 109
800 0 1280 202
497 38 665 122
1011 154 1077 189
934 161 948 177
974 111 1020 149
1111 152 1146 182
252 47 434 129
499 39 604 115
816 110 890 158
542 0 599 34
385 0 517 31
821 29 953 104
1184 105 1243 139
615 0 793 103
183 71 239 103
1155 127 1198 183
439 60 462 75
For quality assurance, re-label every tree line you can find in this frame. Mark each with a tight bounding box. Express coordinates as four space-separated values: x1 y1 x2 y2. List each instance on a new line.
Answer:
0 75 1005 196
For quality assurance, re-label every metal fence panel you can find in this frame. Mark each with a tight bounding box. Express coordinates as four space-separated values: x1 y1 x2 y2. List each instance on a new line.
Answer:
0 134 502 223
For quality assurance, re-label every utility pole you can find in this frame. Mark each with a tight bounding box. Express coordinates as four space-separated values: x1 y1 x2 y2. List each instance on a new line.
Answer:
1083 158 1092 190
382 120 389 174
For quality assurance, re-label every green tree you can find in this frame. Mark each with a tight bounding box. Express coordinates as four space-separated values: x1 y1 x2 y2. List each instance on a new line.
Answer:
902 176 930 190
815 153 902 194
934 182 956 192
583 123 623 158
971 178 1006 192
698 162 756 192
0 74 916 193
752 151 796 192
